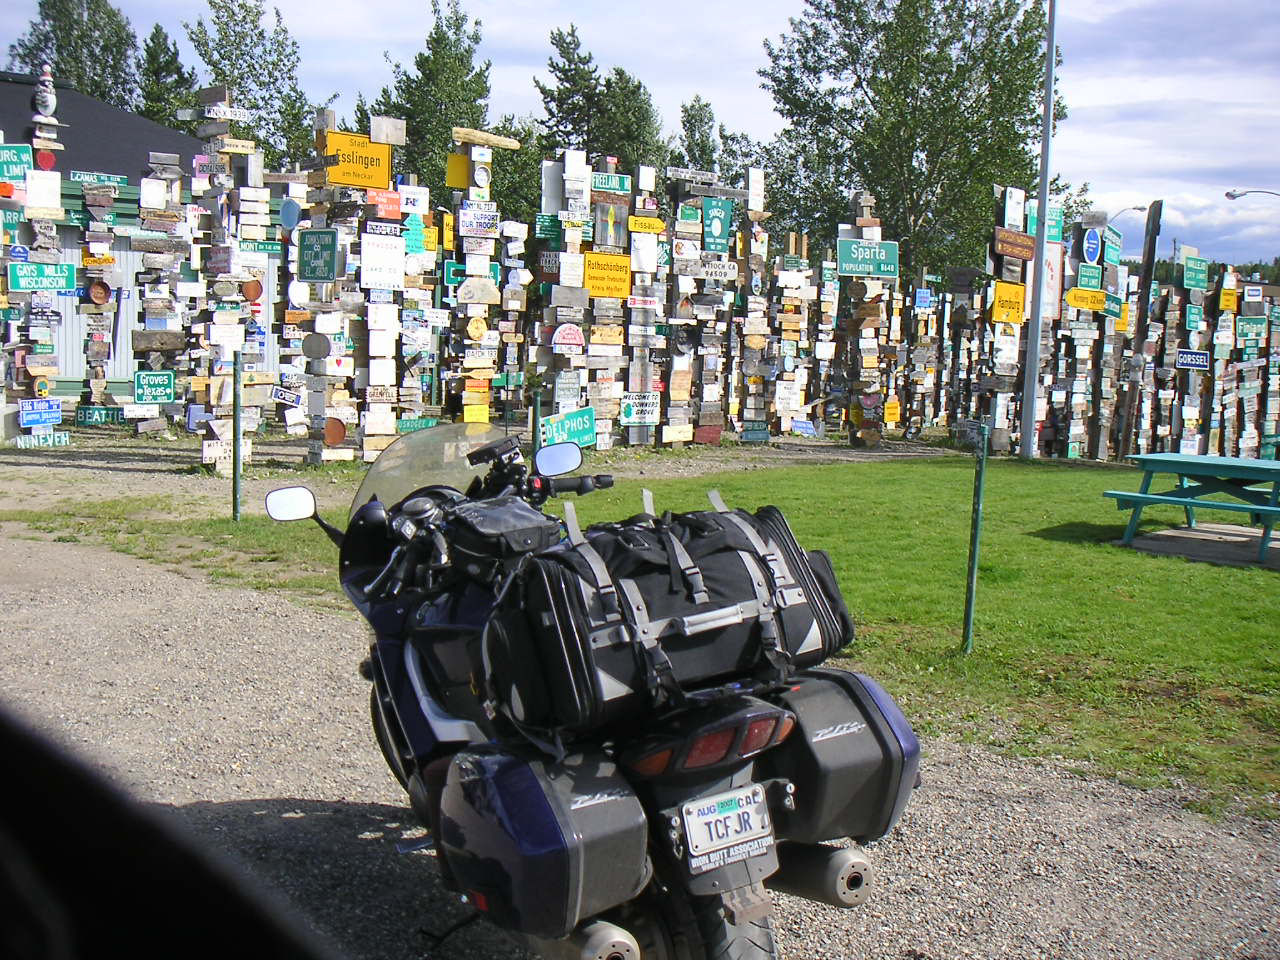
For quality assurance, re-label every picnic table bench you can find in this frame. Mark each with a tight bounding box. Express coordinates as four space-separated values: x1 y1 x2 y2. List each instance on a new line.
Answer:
1103 453 1280 563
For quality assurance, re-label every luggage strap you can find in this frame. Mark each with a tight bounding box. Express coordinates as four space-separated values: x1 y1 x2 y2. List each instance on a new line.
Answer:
656 519 710 605
562 501 623 625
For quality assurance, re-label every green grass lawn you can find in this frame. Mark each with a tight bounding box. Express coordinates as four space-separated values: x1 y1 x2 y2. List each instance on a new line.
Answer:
5 455 1277 816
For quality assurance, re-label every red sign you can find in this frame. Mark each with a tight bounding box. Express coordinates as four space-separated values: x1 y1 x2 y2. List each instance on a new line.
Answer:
36 150 56 171
366 188 401 220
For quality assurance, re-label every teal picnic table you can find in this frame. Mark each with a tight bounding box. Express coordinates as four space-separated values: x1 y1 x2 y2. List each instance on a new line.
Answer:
1104 453 1280 563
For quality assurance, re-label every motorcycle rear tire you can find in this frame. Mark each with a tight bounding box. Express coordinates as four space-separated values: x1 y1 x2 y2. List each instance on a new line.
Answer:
617 884 779 960
369 686 409 790
692 892 778 960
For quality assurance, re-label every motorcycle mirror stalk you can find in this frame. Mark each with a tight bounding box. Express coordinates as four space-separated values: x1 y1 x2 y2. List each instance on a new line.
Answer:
264 486 344 546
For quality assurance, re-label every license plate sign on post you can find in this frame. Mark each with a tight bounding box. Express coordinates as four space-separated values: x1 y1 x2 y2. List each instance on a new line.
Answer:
683 784 773 874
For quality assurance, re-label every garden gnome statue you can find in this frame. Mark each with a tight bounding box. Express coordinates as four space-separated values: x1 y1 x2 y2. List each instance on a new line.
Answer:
32 63 56 119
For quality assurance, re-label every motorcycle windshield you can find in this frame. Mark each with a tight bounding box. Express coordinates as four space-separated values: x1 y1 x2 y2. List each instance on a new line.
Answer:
349 423 513 521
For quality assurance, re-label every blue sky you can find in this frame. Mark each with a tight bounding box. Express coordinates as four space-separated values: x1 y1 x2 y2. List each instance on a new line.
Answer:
6 0 1279 264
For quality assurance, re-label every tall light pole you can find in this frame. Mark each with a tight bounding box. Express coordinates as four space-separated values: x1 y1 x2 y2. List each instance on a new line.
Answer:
1226 189 1280 200
1108 204 1147 223
1019 0 1057 459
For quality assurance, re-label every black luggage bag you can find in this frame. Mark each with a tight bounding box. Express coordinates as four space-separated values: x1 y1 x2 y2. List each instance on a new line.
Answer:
483 490 855 739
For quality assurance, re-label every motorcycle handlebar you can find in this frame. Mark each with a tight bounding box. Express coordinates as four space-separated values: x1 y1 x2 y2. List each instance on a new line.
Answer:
545 474 614 496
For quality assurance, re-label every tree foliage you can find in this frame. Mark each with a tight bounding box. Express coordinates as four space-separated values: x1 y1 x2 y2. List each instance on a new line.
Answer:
669 95 761 188
186 0 321 167
7 0 138 109
533 26 598 151
137 24 199 134
490 114 545 226
536 27 666 173
368 0 491 205
761 0 1067 273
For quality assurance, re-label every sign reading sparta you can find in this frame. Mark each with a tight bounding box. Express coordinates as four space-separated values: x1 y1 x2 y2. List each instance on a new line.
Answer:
837 239 899 278
323 131 392 190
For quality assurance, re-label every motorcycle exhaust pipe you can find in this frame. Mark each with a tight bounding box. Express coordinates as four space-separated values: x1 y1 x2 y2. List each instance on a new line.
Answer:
518 919 641 960
764 841 874 908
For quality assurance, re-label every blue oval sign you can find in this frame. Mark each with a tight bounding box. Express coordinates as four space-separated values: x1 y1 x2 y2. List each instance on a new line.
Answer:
1082 227 1102 265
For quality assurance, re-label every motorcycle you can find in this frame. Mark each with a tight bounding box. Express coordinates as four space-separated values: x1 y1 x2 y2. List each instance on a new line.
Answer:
266 423 919 960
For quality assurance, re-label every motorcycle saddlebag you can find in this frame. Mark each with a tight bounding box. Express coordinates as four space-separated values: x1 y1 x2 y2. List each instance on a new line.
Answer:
753 666 919 844
483 492 856 737
437 745 649 939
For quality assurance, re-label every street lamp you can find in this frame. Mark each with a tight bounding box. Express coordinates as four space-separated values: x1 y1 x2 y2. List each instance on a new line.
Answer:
1108 205 1147 222
1225 189 1280 200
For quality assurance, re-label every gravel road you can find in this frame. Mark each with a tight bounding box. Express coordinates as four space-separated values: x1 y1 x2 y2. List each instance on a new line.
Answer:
1 533 1276 960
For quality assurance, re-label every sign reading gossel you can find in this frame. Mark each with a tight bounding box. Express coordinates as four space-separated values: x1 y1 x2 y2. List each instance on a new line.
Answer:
836 239 899 278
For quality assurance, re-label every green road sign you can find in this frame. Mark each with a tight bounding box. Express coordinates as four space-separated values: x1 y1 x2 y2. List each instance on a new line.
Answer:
783 254 807 271
1183 256 1209 291
0 144 32 182
1103 224 1122 265
396 417 438 433
240 240 282 255
540 406 596 448
70 170 128 187
7 262 74 291
134 371 175 404
591 172 632 194
837 239 900 278
1103 293 1123 319
1077 263 1103 290
702 198 733 255
76 406 125 426
1025 202 1063 243
442 259 501 286
296 228 338 281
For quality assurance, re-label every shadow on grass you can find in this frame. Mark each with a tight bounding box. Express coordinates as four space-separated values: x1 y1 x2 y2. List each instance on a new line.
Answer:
1028 521 1129 545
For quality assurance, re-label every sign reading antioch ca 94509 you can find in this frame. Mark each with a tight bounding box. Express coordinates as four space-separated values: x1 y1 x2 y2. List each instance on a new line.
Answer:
837 239 899 278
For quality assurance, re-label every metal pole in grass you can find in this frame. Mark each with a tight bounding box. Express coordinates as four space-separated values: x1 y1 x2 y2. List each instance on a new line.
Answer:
962 419 991 654
232 349 242 521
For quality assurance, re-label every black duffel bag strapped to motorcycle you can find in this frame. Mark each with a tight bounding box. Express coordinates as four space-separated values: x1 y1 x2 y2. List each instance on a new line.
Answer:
482 490 855 742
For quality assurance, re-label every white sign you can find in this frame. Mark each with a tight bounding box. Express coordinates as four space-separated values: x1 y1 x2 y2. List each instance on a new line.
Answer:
559 252 585 287
25 169 61 210
458 208 499 238
701 260 739 282
397 184 430 213
360 232 406 291
620 392 661 426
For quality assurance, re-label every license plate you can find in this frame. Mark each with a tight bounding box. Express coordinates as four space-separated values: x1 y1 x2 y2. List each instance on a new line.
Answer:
682 784 773 874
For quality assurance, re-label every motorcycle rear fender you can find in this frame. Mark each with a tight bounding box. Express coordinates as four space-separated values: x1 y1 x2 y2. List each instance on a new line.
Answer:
643 763 780 898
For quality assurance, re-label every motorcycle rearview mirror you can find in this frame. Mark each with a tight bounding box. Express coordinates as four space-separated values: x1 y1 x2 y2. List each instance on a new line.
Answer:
266 486 345 546
265 486 317 522
533 441 583 477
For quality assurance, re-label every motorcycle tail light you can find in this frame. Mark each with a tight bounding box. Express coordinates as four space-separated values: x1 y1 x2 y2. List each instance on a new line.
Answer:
628 747 674 777
739 717 777 757
682 728 736 769
776 713 797 743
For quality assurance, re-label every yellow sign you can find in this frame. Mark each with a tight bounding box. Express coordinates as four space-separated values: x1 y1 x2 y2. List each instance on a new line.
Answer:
81 249 115 266
1116 302 1130 334
442 212 455 251
590 324 624 345
446 152 470 189
1065 287 1106 311
466 317 488 340
992 281 1026 324
883 398 901 423
324 131 392 190
462 403 490 423
1219 288 1238 312
583 252 632 300
628 215 665 234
